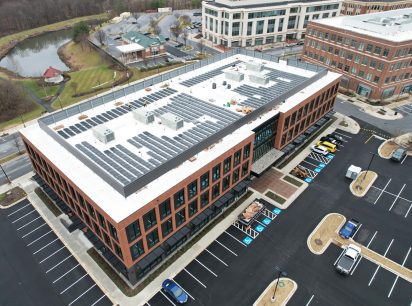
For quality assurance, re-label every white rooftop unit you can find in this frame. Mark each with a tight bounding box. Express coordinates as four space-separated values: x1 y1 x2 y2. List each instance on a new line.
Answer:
161 113 184 130
249 73 269 85
246 61 263 72
92 125 115 143
225 70 244 82
132 108 154 124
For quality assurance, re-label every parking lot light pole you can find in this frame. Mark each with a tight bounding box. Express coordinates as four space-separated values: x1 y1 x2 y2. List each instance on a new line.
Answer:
361 152 378 184
0 163 11 184
271 269 287 302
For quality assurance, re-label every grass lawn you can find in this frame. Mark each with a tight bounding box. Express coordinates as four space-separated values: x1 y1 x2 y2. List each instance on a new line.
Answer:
0 13 108 55
20 79 59 99
0 102 45 131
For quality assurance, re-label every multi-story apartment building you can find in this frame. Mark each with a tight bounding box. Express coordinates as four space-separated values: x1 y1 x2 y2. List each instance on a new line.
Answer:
302 8 412 101
21 50 340 285
341 0 412 16
202 0 342 48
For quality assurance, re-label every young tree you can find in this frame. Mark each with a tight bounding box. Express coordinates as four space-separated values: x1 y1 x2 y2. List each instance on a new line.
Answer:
96 30 107 46
152 25 161 35
182 29 189 46
13 134 22 154
197 38 205 54
180 15 191 26
72 21 90 43
170 20 182 41
136 22 141 32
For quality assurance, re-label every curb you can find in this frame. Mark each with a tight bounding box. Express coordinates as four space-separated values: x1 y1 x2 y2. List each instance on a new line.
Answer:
252 277 298 306
377 138 393 159
349 171 378 197
0 195 28 209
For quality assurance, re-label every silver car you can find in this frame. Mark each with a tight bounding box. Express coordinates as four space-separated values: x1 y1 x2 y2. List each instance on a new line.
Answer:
391 148 407 162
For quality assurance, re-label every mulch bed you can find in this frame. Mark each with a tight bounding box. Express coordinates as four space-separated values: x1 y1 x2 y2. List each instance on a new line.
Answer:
0 186 27 207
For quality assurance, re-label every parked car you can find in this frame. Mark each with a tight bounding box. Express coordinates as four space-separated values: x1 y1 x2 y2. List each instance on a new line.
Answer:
391 148 407 162
329 133 344 144
311 145 329 156
316 141 337 153
335 244 361 275
296 41 304 46
339 218 360 239
175 43 183 48
320 136 338 145
162 279 188 304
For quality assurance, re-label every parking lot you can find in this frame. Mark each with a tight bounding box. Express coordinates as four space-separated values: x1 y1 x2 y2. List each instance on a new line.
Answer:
1 199 111 306
394 103 412 117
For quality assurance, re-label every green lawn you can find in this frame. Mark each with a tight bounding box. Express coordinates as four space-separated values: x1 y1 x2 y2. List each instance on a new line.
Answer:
0 102 45 131
20 79 59 99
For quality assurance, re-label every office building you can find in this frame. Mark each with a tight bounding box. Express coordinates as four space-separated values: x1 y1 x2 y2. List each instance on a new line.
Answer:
341 0 412 16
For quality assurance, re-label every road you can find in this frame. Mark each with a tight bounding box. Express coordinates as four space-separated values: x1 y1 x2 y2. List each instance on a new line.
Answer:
0 155 32 185
0 133 24 160
335 97 412 135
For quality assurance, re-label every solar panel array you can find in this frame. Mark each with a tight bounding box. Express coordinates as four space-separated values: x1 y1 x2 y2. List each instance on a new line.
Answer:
57 88 177 140
180 60 242 87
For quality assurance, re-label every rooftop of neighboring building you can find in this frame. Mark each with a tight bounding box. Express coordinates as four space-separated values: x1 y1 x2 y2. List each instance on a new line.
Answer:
21 52 340 223
122 31 165 48
312 8 412 42
205 0 341 9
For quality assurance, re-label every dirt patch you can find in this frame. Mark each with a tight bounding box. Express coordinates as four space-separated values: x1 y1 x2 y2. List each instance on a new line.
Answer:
254 278 297 306
0 187 27 207
380 140 399 158
308 213 345 254
350 171 377 197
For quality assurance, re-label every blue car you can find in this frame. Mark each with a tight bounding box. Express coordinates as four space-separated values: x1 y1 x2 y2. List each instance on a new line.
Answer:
339 219 360 239
162 279 188 304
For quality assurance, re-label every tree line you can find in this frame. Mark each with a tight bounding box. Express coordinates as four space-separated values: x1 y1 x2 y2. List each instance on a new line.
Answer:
0 0 201 36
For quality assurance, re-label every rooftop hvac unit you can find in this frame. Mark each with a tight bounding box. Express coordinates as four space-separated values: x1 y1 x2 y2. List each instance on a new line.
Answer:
246 61 264 72
249 73 269 85
161 113 184 130
92 125 115 143
132 108 154 124
225 70 244 82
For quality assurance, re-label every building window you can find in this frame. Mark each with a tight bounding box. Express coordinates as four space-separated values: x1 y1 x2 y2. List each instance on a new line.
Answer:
223 157 231 174
103 232 112 248
108 222 118 241
200 172 209 190
174 189 185 209
374 46 381 55
267 19 275 33
278 18 284 31
188 179 198 199
212 183 220 200
130 240 144 260
234 150 241 167
143 209 157 230
366 44 373 52
222 175 231 191
358 42 365 51
232 168 240 184
232 22 240 36
200 191 209 208
97 212 107 231
373 76 380 83
247 21 253 35
189 199 198 217
114 243 123 259
212 164 221 182
383 48 389 57
243 143 251 160
161 218 173 238
175 208 186 227
146 229 159 249
159 199 171 220
256 20 264 34
233 13 241 19
242 162 249 177
126 220 141 243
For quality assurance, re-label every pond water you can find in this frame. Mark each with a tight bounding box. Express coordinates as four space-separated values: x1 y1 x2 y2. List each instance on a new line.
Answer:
0 29 71 77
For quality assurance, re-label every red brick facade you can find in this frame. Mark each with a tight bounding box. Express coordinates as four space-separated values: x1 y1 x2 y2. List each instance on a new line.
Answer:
341 0 412 16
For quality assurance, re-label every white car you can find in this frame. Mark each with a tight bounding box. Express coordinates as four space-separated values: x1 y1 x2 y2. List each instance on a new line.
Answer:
311 145 329 156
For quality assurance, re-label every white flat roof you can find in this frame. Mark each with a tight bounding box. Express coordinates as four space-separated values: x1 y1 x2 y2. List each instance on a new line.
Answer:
116 43 144 53
22 54 340 223
313 8 412 42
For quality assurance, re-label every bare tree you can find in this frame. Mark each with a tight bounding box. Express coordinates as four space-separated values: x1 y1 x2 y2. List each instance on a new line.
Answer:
182 29 189 46
0 79 33 123
170 20 182 41
152 25 161 35
173 12 180 19
197 38 205 54
79 33 89 51
136 22 141 32
180 15 191 26
132 12 140 22
13 134 22 154
149 17 157 30
96 30 107 46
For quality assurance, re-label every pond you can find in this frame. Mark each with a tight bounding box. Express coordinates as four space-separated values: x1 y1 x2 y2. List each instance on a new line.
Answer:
0 29 72 77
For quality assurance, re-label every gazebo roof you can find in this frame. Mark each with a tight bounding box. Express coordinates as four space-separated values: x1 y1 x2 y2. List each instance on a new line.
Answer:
43 66 62 78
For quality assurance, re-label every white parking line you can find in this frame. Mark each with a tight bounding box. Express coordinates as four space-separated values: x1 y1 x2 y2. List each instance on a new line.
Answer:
306 294 314 306
21 223 47 238
301 160 319 168
370 186 412 204
334 249 346 266
205 249 228 266
350 256 363 275
405 203 412 218
7 203 30 216
53 264 80 283
39 246 65 263
224 231 247 247
367 231 378 248
160 290 177 306
172 279 195 300
60 274 88 294
401 155 407 164
17 216 42 231
68 283 96 306
374 179 391 205
33 238 59 254
333 131 352 139
27 230 53 246
194 258 217 277
352 223 362 239
46 254 73 273
90 295 106 306
146 302 151 306
369 239 394 286
388 276 399 298
215 239 238 256
389 184 406 211
255 219 267 227
183 268 207 288
11 210 36 223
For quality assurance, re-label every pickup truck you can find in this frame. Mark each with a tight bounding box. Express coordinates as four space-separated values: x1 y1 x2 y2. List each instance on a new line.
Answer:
335 244 361 275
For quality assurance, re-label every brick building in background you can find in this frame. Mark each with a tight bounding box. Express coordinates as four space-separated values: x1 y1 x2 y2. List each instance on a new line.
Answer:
341 0 412 16
21 50 340 285
302 8 412 102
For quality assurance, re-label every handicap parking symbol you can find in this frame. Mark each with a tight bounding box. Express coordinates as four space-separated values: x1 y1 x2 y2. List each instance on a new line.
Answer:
273 208 282 215
255 224 265 232
262 218 271 225
327 154 334 159
318 163 326 168
314 168 321 173
243 236 253 245
305 177 313 183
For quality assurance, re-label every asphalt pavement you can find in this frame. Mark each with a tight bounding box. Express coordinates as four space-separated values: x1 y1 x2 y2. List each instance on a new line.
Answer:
0 133 24 160
0 155 33 186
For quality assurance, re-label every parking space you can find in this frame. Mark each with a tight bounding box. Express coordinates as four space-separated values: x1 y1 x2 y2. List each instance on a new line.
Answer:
4 200 111 306
394 103 412 117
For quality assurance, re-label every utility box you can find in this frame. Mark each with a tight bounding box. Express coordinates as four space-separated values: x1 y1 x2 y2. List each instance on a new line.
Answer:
225 70 244 82
246 61 263 72
132 108 154 124
161 113 184 130
249 73 269 85
92 125 115 144
346 165 361 180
